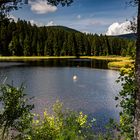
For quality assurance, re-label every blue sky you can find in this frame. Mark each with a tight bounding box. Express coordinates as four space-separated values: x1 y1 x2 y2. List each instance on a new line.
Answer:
11 0 137 35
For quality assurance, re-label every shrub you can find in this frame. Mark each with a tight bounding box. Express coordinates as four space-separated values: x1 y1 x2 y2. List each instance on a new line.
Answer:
0 84 34 140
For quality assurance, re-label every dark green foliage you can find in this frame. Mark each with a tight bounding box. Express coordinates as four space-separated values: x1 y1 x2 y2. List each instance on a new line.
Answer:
0 0 23 22
0 19 136 56
116 65 136 139
0 84 34 140
48 25 79 33
47 0 73 6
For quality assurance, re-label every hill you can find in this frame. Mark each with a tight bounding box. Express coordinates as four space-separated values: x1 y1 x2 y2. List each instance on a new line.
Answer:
47 26 136 40
115 33 136 40
46 26 80 33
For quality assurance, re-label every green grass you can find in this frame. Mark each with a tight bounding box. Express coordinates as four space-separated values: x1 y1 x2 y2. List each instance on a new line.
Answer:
0 55 131 61
0 56 76 61
108 61 133 69
80 56 131 61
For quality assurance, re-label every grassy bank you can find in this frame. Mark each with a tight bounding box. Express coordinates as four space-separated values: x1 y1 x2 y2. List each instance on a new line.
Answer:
108 60 134 69
0 56 131 61
0 56 134 69
80 56 131 61
0 56 76 61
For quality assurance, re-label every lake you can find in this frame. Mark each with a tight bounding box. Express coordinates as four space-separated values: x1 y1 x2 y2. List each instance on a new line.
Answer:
0 59 121 130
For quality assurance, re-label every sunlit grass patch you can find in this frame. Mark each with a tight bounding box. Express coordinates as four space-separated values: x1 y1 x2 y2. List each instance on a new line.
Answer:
0 56 76 61
0 56 131 61
108 60 134 69
80 56 131 61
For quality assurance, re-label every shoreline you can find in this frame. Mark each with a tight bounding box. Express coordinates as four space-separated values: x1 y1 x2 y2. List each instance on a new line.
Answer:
0 56 130 60
0 56 133 69
0 56 77 60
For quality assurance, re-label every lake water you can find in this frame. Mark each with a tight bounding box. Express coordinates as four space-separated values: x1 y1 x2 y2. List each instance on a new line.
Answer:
0 59 121 130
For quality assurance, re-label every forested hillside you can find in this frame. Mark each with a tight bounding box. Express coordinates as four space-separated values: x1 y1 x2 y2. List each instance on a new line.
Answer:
0 19 135 56
115 33 136 40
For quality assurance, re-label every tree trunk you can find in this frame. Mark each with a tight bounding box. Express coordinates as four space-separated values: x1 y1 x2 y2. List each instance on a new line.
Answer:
135 0 140 140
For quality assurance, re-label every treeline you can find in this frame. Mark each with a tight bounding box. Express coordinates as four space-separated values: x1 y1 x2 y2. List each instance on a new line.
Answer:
0 19 135 56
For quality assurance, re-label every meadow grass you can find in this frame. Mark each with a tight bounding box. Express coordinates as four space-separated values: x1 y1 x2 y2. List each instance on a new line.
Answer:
0 56 131 61
80 56 131 61
108 60 134 69
0 56 76 61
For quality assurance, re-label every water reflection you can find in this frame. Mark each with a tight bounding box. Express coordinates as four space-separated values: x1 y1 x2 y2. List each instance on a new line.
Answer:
0 59 109 69
25 59 109 69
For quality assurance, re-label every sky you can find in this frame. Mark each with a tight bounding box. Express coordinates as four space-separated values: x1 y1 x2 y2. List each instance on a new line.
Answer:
11 0 137 35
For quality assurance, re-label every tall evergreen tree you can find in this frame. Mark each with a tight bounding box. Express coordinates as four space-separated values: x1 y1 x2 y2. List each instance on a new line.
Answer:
23 35 30 56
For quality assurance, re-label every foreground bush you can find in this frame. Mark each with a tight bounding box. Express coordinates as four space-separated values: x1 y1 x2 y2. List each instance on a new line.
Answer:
116 64 136 140
0 84 34 140
24 101 96 140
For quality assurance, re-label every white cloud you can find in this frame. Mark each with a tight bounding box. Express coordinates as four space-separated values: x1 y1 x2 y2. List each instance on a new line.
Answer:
8 15 18 22
87 20 102 26
29 20 43 26
30 20 57 27
29 0 57 14
82 31 90 34
106 21 133 35
46 21 56 26
77 15 81 19
72 18 110 27
8 14 44 27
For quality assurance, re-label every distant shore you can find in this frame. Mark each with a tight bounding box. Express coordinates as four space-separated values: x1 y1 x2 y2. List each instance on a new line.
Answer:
0 55 131 60
0 56 134 69
0 56 76 60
